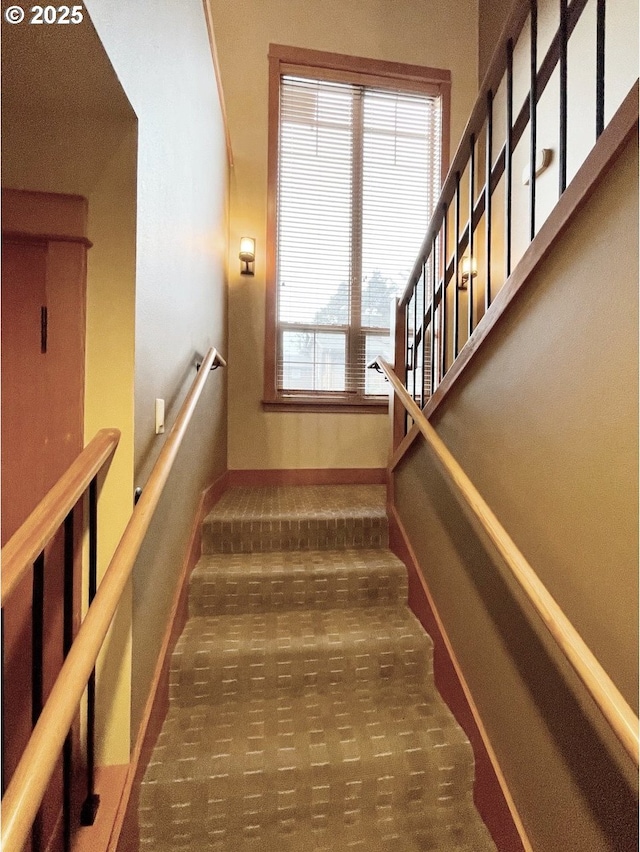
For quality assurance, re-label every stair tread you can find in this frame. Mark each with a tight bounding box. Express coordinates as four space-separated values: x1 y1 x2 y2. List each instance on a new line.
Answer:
169 605 433 705
204 485 387 523
190 549 407 614
141 685 480 848
202 487 388 553
174 605 431 656
192 548 406 577
139 795 495 852
146 684 472 785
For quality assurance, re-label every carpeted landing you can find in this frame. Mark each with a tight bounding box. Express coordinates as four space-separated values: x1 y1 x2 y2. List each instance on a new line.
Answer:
139 485 496 851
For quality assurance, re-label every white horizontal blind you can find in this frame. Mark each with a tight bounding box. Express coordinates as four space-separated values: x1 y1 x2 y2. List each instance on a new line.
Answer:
276 74 441 398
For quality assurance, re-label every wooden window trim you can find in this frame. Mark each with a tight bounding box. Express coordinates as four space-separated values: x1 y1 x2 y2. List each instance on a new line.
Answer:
263 44 451 411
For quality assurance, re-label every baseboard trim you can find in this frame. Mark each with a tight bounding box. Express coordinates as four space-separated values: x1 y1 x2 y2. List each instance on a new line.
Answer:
203 469 231 513
388 503 532 852
72 765 128 852
228 468 386 486
105 468 230 852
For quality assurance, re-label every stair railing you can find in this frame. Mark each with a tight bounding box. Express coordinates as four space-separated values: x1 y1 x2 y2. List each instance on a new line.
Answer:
398 0 631 416
1 427 121 851
373 355 639 767
1 346 226 852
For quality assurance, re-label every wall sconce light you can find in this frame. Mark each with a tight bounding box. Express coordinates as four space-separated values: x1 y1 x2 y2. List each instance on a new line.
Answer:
239 237 255 276
459 256 477 290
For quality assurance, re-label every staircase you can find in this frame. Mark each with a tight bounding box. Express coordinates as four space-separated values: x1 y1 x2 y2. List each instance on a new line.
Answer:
138 484 496 851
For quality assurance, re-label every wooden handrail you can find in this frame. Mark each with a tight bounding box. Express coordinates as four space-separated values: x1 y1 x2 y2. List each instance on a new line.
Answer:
1 346 226 852
1 428 121 605
375 356 639 767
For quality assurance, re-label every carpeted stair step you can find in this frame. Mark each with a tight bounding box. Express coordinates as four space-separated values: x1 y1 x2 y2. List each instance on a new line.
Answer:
139 484 497 852
189 549 408 616
140 796 493 852
168 606 433 706
139 685 482 851
201 485 388 553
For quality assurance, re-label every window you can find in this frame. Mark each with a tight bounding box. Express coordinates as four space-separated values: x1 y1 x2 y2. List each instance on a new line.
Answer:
264 46 450 410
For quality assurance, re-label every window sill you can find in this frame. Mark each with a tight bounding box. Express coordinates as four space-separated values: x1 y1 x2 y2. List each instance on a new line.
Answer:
262 396 388 414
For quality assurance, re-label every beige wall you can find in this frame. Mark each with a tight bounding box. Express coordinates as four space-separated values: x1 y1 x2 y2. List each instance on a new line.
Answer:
209 0 479 470
84 129 138 764
394 136 638 851
86 0 230 745
478 0 511 82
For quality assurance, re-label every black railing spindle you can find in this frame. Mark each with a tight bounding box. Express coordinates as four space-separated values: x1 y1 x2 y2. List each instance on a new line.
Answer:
453 173 461 359
430 241 436 396
468 134 476 339
411 290 424 399
440 206 448 379
31 554 45 729
485 91 493 311
529 0 538 242
559 0 568 193
62 511 75 851
31 551 45 852
81 477 101 827
421 263 427 407
596 0 606 137
506 38 514 278
420 261 433 408
405 303 410 435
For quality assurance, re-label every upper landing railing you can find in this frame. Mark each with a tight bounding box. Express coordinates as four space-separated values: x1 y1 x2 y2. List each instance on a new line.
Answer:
399 0 636 411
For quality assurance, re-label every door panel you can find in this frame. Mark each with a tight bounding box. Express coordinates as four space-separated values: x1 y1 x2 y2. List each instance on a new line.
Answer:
2 211 86 850
2 241 49 542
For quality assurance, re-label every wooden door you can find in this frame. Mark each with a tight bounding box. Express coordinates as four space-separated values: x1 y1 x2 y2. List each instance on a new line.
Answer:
1 189 88 850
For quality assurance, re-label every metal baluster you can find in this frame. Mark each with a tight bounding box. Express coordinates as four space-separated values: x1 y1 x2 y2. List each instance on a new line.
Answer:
453 173 461 359
506 39 514 278
63 511 74 852
412 291 418 402
440 206 448 379
485 90 493 310
32 551 45 852
80 477 100 826
596 0 606 138
404 301 410 436
468 134 475 339
421 263 427 407
430 239 436 396
529 0 538 242
559 0 568 194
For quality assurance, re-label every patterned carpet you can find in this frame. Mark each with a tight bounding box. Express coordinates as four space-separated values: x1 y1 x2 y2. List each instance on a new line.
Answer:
138 485 496 851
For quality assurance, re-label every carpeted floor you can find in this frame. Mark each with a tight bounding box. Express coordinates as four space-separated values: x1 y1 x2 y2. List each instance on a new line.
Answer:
138 485 496 851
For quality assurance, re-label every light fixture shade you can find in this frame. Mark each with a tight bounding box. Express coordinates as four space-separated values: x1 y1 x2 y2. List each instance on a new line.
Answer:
239 237 255 262
461 256 477 280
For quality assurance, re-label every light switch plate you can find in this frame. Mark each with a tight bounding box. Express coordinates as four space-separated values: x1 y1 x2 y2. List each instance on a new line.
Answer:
155 398 165 434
